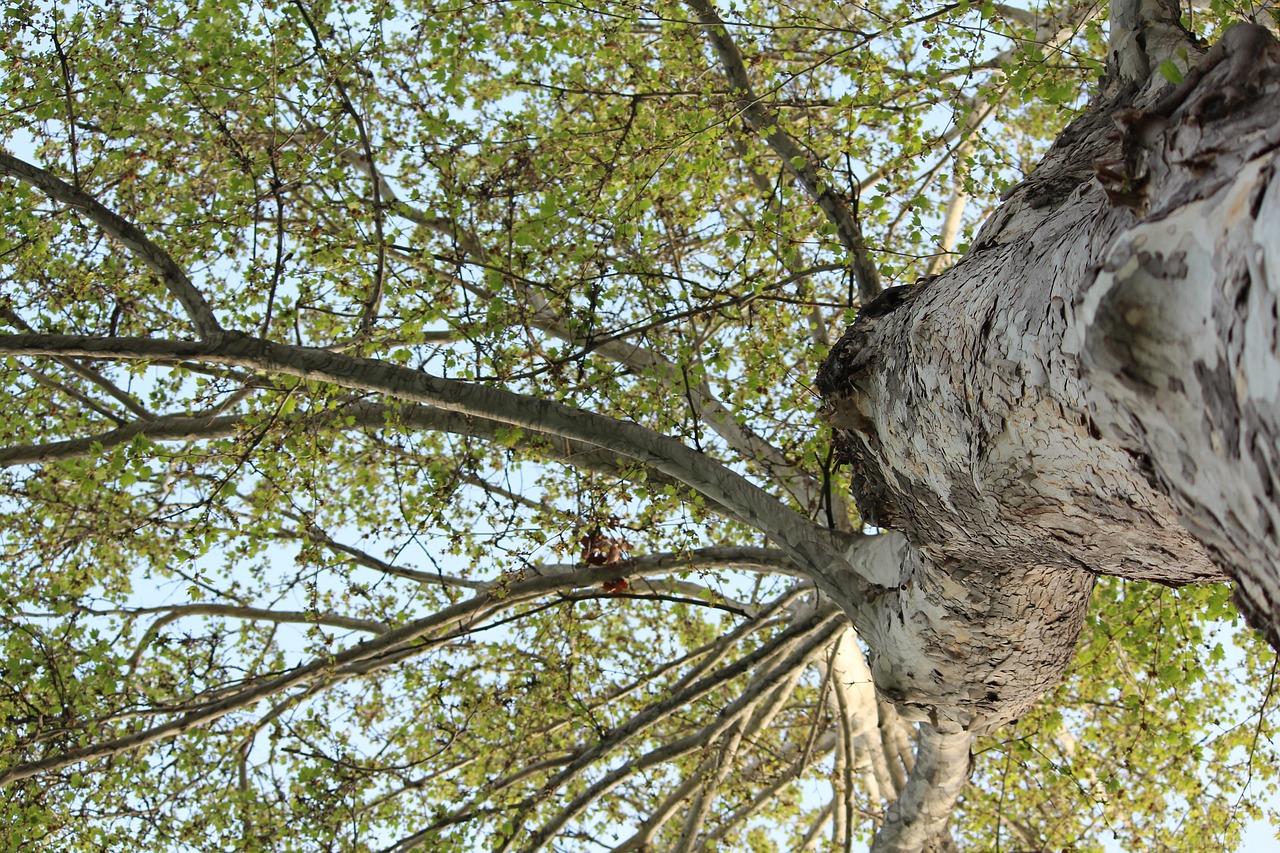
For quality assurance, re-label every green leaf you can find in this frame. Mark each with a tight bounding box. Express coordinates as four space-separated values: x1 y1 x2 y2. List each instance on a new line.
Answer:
1158 58 1185 84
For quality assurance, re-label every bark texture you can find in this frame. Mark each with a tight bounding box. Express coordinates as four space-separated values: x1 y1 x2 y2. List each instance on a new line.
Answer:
818 24 1280 740
1076 23 1280 646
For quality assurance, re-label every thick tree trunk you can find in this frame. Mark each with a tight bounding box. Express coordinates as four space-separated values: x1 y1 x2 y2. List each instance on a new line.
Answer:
819 22 1280 746
1075 23 1280 646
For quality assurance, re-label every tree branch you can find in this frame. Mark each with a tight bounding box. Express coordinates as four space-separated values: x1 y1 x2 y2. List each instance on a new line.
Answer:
0 151 223 339
518 607 846 851
1 303 158 420
685 0 881 303
0 555 746 786
0 332 876 606
73 602 391 635
290 0 388 337
869 725 972 853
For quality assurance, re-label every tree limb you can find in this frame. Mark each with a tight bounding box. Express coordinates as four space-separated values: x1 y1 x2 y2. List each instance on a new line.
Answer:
870 726 972 853
685 0 881 303
0 332 877 606
0 151 223 339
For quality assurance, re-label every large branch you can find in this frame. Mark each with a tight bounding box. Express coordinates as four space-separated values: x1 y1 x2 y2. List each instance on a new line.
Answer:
684 0 881 304
869 726 972 853
0 332 877 607
0 151 223 339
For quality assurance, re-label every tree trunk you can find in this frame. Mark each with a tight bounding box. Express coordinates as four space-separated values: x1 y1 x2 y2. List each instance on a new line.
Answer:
818 23 1280 751
1076 23 1280 648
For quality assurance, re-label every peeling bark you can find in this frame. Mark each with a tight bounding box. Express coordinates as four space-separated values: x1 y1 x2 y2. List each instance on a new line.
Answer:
801 21 1280 851
818 21 1280 762
1076 23 1280 646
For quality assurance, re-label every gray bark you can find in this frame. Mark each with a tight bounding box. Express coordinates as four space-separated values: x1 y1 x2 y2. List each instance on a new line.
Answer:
818 21 1280 739
1076 23 1280 647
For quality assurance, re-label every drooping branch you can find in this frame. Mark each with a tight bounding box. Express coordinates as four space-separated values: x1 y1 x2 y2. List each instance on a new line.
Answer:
0 392 729 515
373 585 826 852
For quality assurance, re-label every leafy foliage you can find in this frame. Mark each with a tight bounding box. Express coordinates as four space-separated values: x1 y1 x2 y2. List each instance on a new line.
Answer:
0 0 1275 850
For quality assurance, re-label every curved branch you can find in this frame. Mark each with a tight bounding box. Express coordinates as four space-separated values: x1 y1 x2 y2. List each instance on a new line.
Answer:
0 564 673 786
0 151 223 339
0 394 733 514
0 332 876 606
673 661 809 850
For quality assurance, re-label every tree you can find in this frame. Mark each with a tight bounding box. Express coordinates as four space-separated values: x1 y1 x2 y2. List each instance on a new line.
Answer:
0 0 1278 850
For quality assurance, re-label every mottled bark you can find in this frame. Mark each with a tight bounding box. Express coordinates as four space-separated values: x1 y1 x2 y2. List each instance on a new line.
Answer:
1076 23 1280 646
818 23 1280 756
800 24 1280 851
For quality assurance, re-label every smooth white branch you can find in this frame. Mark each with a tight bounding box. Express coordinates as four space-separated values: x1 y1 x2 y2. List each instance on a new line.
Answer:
0 331 879 609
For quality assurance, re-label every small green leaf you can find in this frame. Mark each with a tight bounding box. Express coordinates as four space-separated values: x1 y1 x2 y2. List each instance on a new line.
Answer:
1158 58 1185 84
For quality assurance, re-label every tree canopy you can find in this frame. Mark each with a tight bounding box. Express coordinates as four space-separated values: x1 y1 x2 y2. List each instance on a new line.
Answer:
1 0 1277 850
